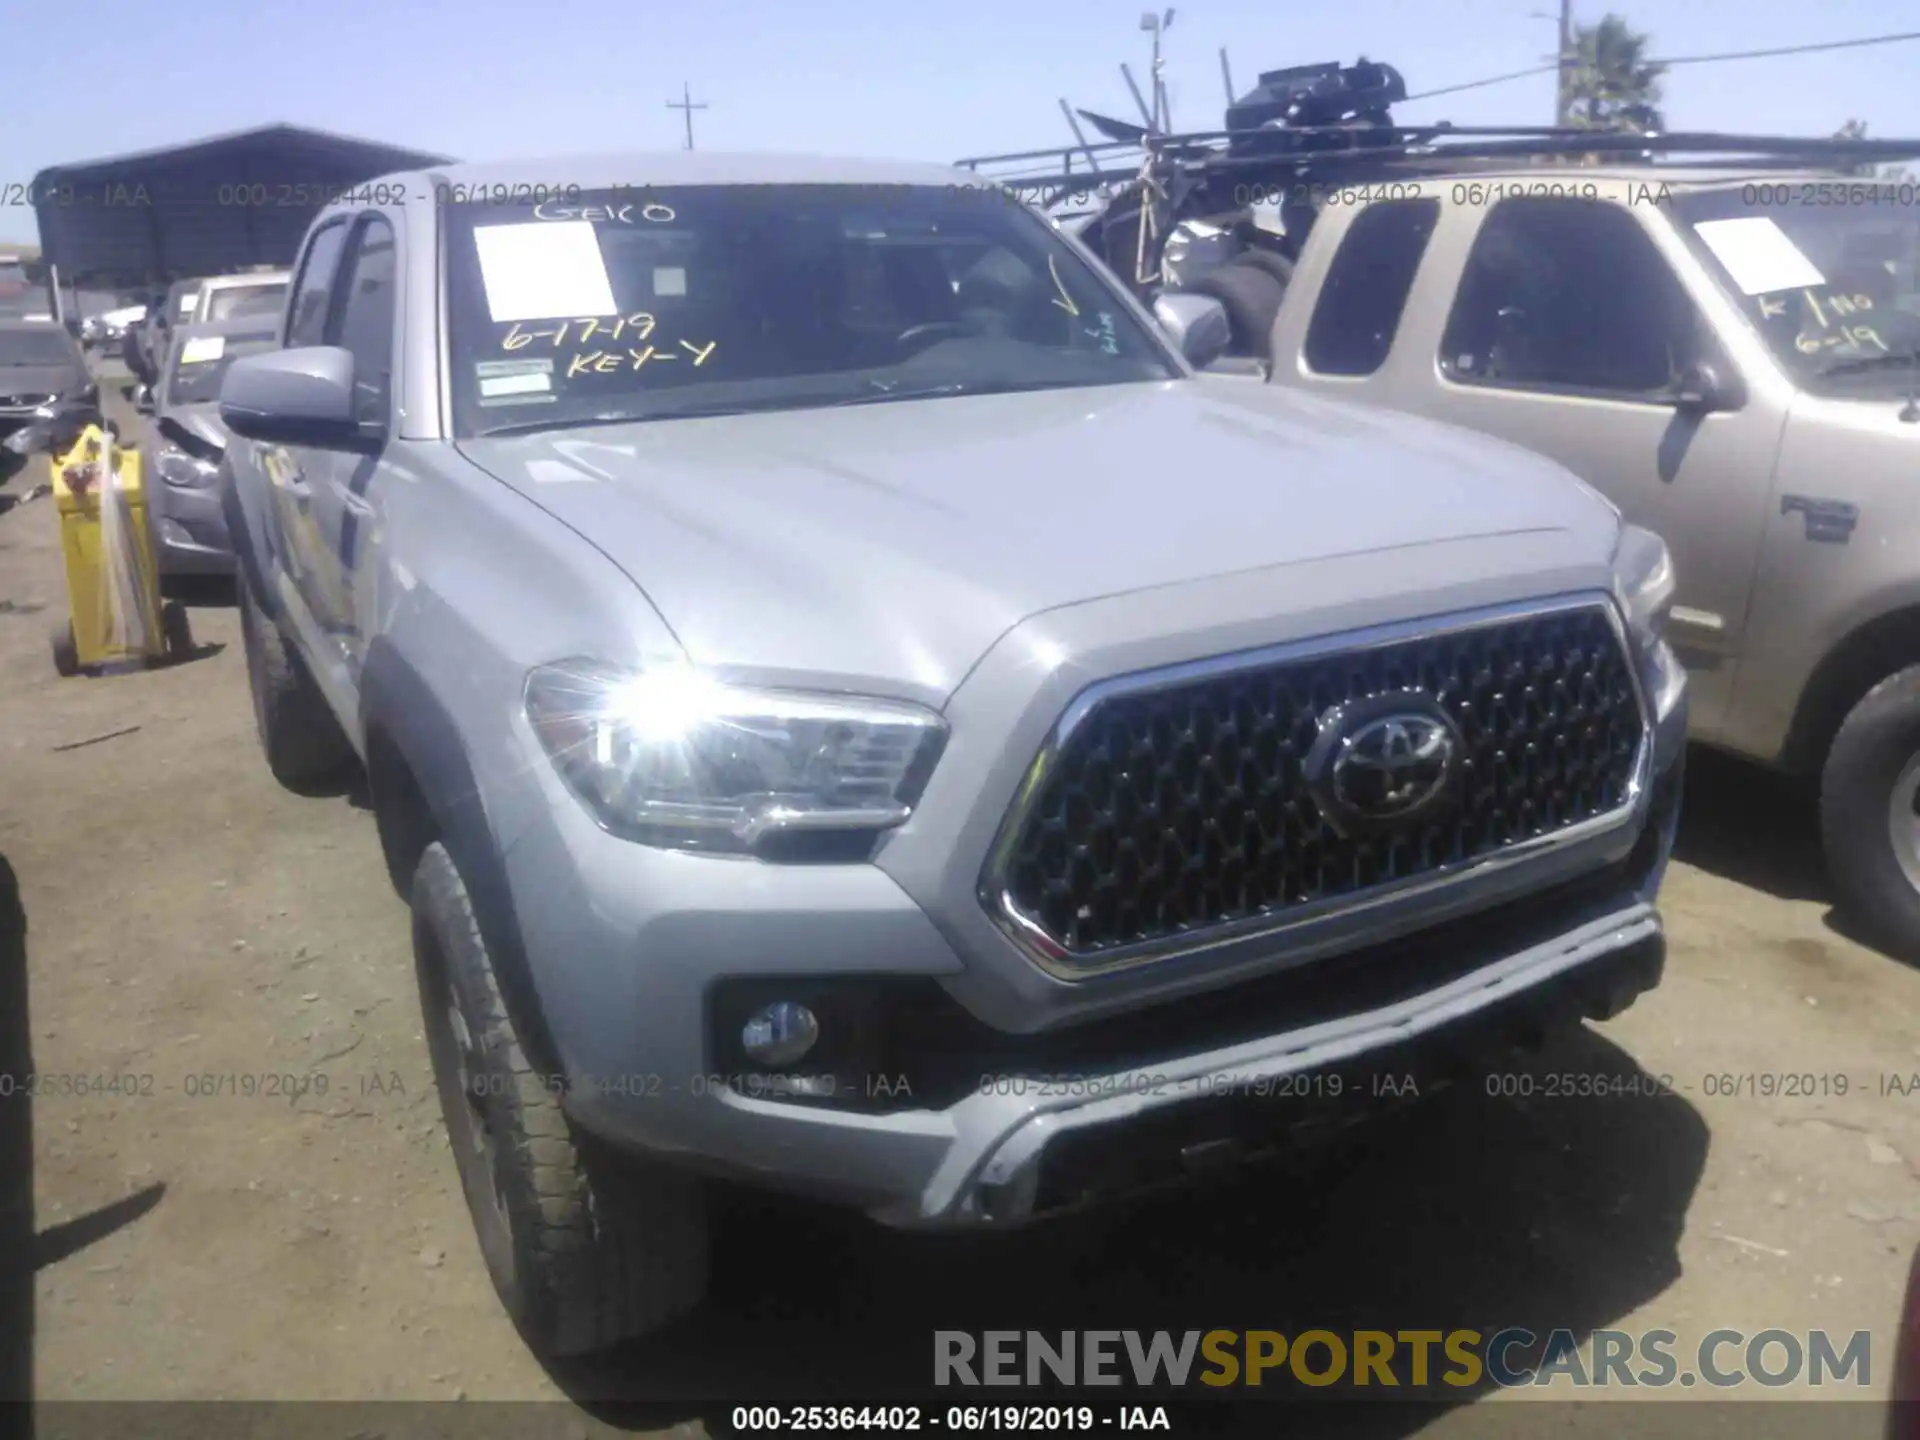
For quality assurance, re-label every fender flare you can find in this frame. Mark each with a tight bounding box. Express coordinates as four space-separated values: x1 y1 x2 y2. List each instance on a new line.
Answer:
358 638 563 1076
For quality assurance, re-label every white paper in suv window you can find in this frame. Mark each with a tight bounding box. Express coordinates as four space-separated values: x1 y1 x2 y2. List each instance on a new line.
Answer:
473 221 618 322
1693 217 1827 295
179 335 225 364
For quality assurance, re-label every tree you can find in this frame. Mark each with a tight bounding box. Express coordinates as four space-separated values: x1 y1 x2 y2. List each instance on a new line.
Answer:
1564 14 1666 133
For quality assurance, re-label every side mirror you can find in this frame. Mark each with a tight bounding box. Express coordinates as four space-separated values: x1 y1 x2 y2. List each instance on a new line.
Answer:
1672 359 1743 415
220 347 364 448
1154 292 1233 371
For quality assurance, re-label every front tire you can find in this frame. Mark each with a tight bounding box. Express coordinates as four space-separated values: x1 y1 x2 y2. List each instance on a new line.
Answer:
412 841 709 1357
236 566 352 789
160 599 194 663
49 617 79 677
1820 665 1920 959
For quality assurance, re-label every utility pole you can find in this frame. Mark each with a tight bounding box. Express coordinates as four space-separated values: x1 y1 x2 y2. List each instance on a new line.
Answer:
1140 10 1173 132
1533 1 1576 124
667 81 708 150
1556 0 1574 125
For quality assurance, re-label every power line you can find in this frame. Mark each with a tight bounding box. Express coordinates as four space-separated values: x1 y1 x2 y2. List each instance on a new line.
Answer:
1405 28 1920 103
1659 30 1920 67
1409 64 1558 102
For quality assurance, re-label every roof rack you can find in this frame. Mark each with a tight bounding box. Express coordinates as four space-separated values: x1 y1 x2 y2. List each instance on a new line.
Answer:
954 56 1920 294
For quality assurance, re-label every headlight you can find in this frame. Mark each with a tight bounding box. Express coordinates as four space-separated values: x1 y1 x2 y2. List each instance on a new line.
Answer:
523 660 948 852
1612 523 1675 640
155 445 221 488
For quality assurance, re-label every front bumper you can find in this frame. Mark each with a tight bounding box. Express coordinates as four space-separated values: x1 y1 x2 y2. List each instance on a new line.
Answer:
504 651 1685 1230
150 482 234 574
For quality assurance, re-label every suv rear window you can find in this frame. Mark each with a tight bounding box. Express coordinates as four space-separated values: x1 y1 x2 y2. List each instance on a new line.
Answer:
1303 198 1439 376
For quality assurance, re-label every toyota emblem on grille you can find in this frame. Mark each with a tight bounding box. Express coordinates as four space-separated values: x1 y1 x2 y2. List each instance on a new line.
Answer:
1305 693 1462 836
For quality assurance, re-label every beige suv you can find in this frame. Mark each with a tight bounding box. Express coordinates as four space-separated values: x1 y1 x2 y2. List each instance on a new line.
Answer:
1256 168 1920 953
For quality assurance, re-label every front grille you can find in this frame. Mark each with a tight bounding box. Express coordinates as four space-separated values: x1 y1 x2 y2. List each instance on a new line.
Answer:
987 600 1646 967
0 393 52 410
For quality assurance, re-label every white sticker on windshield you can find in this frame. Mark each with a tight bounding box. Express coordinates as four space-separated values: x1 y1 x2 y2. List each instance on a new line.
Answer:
179 335 225 364
653 266 687 297
479 370 552 398
472 221 618 323
1692 217 1827 295
475 356 555 404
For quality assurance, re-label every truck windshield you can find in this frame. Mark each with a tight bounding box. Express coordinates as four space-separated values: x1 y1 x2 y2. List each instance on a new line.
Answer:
442 183 1177 437
166 331 276 405
0 327 77 366
203 283 286 324
1669 182 1920 395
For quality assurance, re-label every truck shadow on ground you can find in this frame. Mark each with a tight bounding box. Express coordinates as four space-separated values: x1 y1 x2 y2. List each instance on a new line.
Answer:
1 855 31 1406
0 853 167 1415
1672 744 1900 960
550 1025 1708 1436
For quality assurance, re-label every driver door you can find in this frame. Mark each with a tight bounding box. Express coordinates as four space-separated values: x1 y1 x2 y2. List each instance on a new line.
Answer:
257 219 351 678
299 213 398 693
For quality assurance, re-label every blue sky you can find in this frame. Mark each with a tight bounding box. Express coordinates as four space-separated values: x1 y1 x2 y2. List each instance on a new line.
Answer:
3 0 1916 245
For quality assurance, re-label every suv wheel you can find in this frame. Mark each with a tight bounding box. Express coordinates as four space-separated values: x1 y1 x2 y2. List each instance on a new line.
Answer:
411 841 709 1357
1821 664 1920 959
236 568 352 788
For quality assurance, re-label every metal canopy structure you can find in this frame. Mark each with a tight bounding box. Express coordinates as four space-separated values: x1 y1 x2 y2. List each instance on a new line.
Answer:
30 124 452 291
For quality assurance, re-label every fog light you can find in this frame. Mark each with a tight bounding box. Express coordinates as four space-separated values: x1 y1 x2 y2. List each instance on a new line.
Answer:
740 1002 819 1067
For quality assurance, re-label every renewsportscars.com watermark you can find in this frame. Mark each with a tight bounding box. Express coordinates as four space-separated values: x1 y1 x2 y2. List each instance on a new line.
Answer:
934 1328 1874 1391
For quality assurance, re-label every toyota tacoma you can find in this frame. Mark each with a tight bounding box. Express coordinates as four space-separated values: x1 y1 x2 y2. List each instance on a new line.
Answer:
215 152 1688 1358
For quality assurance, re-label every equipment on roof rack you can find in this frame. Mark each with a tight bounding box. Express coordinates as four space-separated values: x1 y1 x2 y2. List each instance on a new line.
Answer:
955 50 1920 323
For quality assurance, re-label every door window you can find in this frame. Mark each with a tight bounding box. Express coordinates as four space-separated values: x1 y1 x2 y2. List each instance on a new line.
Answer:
286 221 350 347
326 217 398 426
1441 197 1701 398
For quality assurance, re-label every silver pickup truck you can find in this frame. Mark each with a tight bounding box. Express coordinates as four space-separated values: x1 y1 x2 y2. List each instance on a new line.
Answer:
214 152 1686 1358
1255 168 1920 954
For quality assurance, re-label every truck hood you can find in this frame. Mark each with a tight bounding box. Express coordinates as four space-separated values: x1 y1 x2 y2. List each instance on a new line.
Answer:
459 379 1617 701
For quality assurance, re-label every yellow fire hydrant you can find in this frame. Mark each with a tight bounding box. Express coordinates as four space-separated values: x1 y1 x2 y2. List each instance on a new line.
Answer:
48 423 192 676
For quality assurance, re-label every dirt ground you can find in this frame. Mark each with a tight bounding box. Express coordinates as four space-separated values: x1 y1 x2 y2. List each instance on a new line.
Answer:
1 372 1918 1436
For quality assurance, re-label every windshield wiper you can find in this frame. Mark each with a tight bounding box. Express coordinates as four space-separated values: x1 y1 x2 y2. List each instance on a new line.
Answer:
828 381 981 408
475 401 779 438
828 378 1086 408
1815 348 1920 379
475 411 650 439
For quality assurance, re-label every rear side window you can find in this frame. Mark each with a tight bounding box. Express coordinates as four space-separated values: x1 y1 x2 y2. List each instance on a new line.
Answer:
286 222 350 347
1303 199 1439 376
